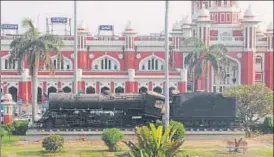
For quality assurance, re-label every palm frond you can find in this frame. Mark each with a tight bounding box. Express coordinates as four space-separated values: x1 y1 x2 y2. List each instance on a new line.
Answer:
193 59 204 79
205 53 218 72
208 44 228 59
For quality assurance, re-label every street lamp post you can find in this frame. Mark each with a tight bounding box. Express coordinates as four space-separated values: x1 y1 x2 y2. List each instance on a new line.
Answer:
73 0 78 94
164 0 170 130
0 35 2 157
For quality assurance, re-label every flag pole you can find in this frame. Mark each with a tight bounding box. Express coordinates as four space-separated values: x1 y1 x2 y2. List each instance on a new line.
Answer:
164 0 170 130
73 0 78 94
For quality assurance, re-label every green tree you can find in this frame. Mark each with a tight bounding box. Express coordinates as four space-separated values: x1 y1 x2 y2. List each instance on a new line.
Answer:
223 83 273 136
2 124 15 140
183 38 228 92
101 128 124 152
124 123 184 157
9 18 64 122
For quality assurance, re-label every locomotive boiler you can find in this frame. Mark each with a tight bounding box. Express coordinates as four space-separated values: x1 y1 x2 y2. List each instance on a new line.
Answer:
36 91 165 128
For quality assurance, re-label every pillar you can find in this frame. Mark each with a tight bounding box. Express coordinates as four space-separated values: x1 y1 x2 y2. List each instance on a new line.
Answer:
265 28 273 90
241 25 256 85
177 69 188 93
125 69 138 93
76 69 85 93
18 69 31 104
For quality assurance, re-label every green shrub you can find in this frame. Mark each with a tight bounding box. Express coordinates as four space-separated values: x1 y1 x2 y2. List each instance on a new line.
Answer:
101 128 124 152
42 134 64 152
170 121 186 141
262 117 273 133
12 120 28 135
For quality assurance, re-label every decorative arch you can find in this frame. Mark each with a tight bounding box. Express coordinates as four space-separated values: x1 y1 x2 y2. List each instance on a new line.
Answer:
50 55 73 70
48 86 57 96
115 86 124 94
211 55 241 93
153 86 162 94
1 54 18 70
139 55 165 71
8 86 17 101
92 55 120 70
139 87 148 93
63 86 72 93
86 86 95 94
101 86 110 93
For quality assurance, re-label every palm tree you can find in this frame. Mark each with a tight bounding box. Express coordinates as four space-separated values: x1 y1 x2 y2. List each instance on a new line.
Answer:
183 37 228 92
9 18 64 122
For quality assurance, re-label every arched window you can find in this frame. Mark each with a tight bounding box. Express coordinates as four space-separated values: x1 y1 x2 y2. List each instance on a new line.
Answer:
1 55 18 70
139 55 165 71
49 56 72 71
92 55 120 70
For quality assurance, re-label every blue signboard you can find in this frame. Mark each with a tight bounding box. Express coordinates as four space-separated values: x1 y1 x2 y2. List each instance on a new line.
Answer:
51 17 68 24
1 24 18 30
99 25 113 31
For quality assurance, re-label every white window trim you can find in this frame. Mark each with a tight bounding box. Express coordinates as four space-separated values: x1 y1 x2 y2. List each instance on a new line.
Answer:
92 55 121 71
48 55 73 71
139 55 165 71
0 54 18 71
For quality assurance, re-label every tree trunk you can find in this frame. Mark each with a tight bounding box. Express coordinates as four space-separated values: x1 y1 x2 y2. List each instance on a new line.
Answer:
31 66 38 123
204 63 208 92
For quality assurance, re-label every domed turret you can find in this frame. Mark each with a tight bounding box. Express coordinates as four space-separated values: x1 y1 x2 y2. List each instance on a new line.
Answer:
197 6 210 22
78 21 88 31
172 21 181 31
125 20 134 31
244 4 254 17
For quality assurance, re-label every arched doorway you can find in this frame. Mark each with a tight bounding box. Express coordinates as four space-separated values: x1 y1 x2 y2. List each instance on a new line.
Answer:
8 86 17 101
48 87 57 96
153 87 162 94
101 86 110 93
115 87 124 94
63 87 72 93
37 87 42 103
139 87 148 93
86 86 95 94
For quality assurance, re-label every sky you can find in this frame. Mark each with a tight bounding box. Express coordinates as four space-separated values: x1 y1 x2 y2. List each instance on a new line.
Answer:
1 1 273 35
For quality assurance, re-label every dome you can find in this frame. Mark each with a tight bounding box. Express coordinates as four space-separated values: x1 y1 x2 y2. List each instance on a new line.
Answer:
244 4 255 17
172 21 181 30
184 15 191 24
125 20 133 31
78 21 87 30
267 21 273 31
198 8 210 17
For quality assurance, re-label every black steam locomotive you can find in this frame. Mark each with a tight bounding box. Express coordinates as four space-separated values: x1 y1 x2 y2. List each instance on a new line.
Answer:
35 90 239 129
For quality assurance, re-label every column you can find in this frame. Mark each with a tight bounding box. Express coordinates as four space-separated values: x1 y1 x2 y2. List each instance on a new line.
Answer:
76 69 85 93
177 69 188 93
125 69 138 93
265 32 273 89
18 69 31 104
241 25 256 85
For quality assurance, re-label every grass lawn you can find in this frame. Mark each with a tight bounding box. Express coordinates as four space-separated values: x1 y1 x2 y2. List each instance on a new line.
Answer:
2 134 273 157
